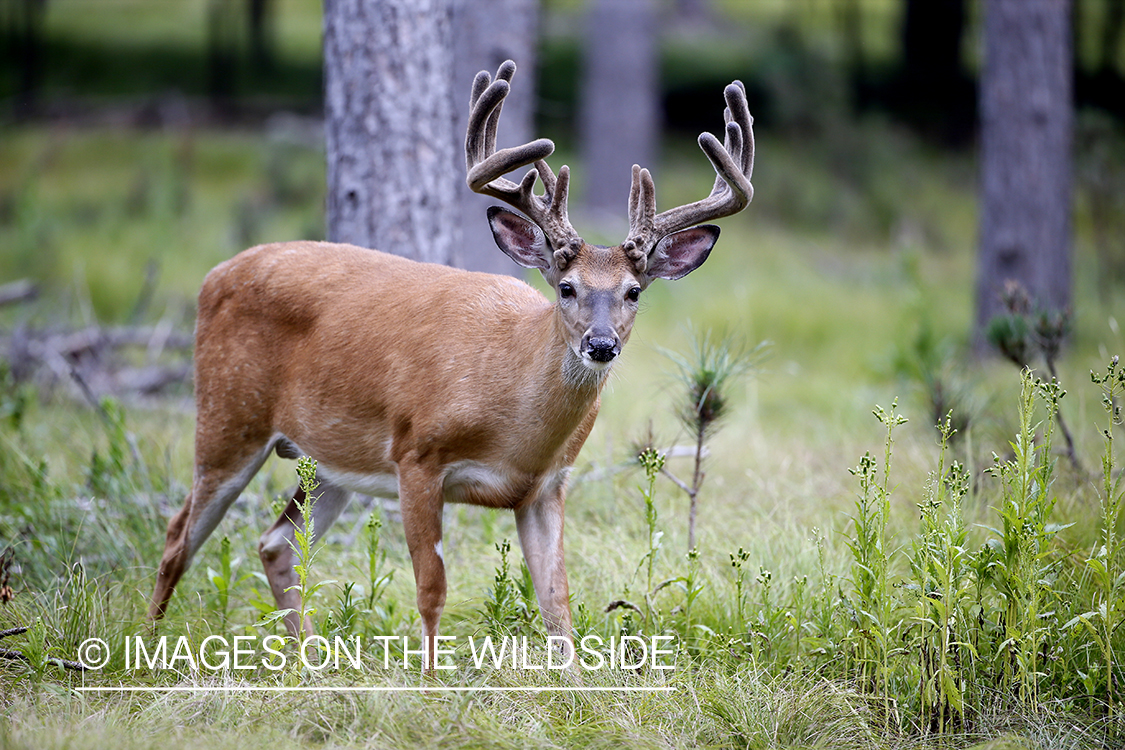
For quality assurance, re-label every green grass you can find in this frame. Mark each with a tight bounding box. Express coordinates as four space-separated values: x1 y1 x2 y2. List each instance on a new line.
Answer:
2 112 1125 748
0 126 325 320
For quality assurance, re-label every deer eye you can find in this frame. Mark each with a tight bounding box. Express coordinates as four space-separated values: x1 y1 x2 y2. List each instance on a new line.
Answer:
626 286 641 303
558 282 576 299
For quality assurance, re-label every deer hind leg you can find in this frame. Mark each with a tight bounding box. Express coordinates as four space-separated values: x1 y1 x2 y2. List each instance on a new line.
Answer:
148 438 277 625
258 470 351 637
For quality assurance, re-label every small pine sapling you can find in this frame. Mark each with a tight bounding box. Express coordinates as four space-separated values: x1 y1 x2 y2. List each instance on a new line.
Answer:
661 331 768 551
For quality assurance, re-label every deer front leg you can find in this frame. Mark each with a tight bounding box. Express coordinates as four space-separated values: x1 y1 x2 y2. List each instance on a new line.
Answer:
398 462 446 671
515 475 573 655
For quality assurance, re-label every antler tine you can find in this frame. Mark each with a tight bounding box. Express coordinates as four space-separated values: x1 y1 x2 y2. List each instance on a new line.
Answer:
469 69 491 113
647 81 755 243
626 166 655 238
465 76 553 196
465 60 581 261
725 80 755 177
534 160 557 198
625 165 656 272
549 165 571 224
628 164 642 225
482 61 516 160
466 76 506 172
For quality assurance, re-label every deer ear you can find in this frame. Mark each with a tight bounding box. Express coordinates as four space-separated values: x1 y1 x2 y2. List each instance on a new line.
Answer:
487 206 550 270
646 225 720 281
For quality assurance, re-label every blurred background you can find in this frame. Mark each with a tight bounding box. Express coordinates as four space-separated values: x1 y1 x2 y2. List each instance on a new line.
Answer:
6 8 1125 742
1 0 1124 447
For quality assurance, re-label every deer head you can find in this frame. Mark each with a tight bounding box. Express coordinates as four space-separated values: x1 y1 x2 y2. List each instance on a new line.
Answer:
466 60 755 373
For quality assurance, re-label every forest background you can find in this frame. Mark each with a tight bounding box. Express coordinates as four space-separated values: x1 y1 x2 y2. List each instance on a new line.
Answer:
3 1 1125 748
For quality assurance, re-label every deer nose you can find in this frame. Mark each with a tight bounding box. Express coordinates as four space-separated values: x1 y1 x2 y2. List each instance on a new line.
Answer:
583 333 619 362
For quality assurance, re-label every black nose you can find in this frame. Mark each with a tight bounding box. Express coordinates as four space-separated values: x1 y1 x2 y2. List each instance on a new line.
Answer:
584 335 618 362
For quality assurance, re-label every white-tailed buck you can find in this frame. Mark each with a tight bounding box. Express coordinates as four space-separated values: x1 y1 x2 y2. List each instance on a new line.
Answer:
148 60 754 666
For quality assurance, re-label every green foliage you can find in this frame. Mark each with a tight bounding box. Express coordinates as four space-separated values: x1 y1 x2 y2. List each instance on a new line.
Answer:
660 330 769 550
0 417 54 511
986 281 1072 373
663 331 769 440
980 372 1068 709
843 400 906 717
206 535 253 631
353 510 395 635
1068 357 1125 718
0 363 32 433
906 413 973 733
323 581 361 639
256 456 333 638
986 314 1036 372
635 448 667 629
86 398 133 499
19 617 50 682
7 352 1125 749
729 546 751 648
676 546 706 655
986 284 1083 473
477 539 536 638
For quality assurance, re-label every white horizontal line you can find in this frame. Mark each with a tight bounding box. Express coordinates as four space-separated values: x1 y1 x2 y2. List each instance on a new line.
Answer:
75 685 675 693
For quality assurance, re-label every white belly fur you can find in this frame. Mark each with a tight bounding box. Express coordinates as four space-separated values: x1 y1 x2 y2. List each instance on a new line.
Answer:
317 465 400 498
306 455 569 508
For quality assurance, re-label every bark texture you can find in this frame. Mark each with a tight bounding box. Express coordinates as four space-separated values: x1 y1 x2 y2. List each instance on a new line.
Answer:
324 0 458 264
579 0 659 230
976 0 1072 343
452 0 539 274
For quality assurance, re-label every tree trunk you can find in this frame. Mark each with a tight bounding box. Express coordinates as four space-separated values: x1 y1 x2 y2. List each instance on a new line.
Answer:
248 0 275 73
8 0 48 116
579 0 660 230
1099 0 1125 73
674 0 712 25
838 0 865 109
324 0 458 264
207 0 240 106
451 0 538 274
975 0 1072 348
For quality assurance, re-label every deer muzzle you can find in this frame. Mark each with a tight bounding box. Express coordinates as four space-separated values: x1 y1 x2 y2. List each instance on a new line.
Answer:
581 332 620 363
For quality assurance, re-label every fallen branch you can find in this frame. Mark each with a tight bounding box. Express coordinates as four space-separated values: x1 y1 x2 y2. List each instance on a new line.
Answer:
2 322 194 404
0 625 90 672
0 280 37 307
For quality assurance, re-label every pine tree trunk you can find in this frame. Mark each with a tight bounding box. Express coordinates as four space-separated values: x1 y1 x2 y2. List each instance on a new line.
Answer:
451 0 538 274
580 0 659 230
324 0 458 265
975 0 1072 347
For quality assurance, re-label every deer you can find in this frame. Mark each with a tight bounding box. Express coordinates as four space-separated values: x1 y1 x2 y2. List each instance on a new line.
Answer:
147 60 754 668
